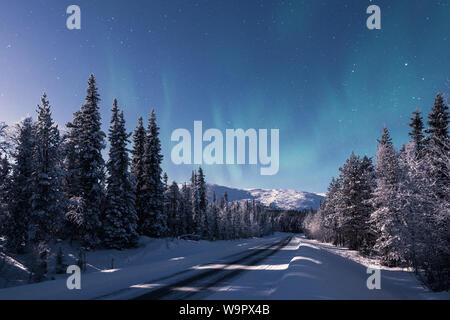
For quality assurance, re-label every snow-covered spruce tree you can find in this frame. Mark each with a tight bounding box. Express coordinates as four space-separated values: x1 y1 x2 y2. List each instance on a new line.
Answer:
359 155 376 253
0 122 10 156
250 199 260 237
102 99 139 249
411 93 450 291
180 182 193 235
242 200 252 238
30 93 64 243
131 116 146 234
196 167 208 238
61 110 84 241
423 93 449 200
166 181 181 237
6 118 34 252
0 155 10 239
68 74 106 248
336 152 374 250
140 109 167 237
190 170 199 234
408 108 425 159
207 192 220 240
396 141 427 270
63 110 83 198
223 193 233 240
369 126 406 267
231 202 242 239
162 173 171 235
320 177 343 244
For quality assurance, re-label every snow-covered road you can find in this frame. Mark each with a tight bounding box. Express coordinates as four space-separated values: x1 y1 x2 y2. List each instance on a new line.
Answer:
206 235 450 300
133 235 449 300
0 234 448 300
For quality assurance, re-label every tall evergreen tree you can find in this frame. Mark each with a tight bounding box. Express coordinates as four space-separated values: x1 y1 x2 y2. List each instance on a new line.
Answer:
208 192 219 240
131 116 147 233
321 177 343 244
0 122 9 155
190 170 199 234
141 109 167 237
196 167 208 238
413 93 450 290
425 93 449 146
102 99 139 249
370 127 405 266
63 110 83 198
6 118 34 252
68 74 106 248
0 156 10 238
30 93 64 242
408 108 425 158
423 93 449 200
166 181 180 237
180 182 193 235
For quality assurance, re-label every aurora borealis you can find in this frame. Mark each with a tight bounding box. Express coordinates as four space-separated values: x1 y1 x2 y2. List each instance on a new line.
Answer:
0 0 448 192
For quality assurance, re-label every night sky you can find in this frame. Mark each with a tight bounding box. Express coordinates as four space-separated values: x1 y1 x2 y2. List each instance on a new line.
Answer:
0 0 448 193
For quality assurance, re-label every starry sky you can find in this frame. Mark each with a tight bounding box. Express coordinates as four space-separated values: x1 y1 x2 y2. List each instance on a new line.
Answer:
0 0 449 193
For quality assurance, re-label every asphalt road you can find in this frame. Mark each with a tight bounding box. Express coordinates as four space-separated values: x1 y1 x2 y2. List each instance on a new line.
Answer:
133 235 293 300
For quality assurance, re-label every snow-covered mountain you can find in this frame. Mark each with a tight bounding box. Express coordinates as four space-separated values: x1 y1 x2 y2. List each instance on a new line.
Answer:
207 184 325 210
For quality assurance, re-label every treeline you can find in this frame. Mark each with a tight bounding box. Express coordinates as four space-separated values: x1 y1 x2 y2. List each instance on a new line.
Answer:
270 209 312 234
0 75 275 266
302 94 449 291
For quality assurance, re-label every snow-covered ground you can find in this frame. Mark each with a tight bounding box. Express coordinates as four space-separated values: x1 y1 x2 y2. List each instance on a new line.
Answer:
0 233 448 300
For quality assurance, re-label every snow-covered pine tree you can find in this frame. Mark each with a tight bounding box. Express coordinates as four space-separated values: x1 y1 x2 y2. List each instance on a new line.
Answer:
423 93 449 200
196 167 208 238
162 172 170 235
166 181 180 237
242 200 252 238
408 108 425 159
61 110 84 241
0 156 10 238
336 152 363 250
411 93 450 290
30 93 64 243
63 110 83 198
320 177 342 244
72 74 106 248
141 109 167 237
370 126 406 267
180 182 193 235
6 118 34 252
207 192 219 240
131 116 146 233
232 202 242 239
102 99 139 249
359 155 376 253
190 170 200 234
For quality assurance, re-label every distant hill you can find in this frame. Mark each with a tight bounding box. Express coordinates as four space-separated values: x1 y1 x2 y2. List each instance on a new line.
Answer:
206 184 325 210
